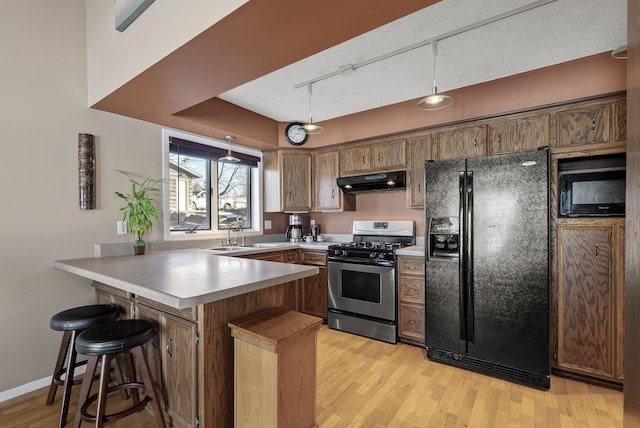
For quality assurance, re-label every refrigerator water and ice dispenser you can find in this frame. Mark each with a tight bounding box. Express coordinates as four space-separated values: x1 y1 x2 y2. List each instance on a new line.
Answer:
428 217 459 259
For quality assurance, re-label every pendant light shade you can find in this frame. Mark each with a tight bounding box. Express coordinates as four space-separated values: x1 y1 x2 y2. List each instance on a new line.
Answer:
417 41 453 111
611 43 627 59
220 135 241 163
302 83 323 134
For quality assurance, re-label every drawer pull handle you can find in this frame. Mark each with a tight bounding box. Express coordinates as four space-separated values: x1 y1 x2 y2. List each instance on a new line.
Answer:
592 119 596 131
167 338 173 358
595 244 599 259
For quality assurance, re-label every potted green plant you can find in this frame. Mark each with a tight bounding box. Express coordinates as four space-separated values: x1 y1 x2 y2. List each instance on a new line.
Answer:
115 171 162 255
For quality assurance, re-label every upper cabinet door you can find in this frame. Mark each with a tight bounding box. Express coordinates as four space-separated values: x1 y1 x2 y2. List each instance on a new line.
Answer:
436 125 486 160
282 152 312 211
313 150 355 212
371 138 407 171
263 149 312 212
488 114 549 155
406 133 434 209
340 145 371 176
557 104 610 147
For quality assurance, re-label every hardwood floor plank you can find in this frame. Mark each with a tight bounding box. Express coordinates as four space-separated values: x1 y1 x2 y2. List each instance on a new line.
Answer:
0 325 624 427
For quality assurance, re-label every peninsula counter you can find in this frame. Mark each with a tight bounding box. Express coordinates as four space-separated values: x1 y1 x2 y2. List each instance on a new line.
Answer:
53 250 319 428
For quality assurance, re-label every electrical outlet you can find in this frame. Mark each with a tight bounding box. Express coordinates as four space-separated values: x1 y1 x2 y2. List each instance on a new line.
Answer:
264 220 272 230
117 221 127 235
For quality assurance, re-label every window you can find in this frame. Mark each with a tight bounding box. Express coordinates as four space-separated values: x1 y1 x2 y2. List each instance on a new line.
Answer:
162 129 262 239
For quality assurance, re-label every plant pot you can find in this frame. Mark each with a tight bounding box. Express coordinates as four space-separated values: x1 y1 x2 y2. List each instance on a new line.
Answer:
134 240 146 255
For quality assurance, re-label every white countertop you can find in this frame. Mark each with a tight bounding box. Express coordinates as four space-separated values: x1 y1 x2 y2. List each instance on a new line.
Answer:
395 245 425 257
53 250 318 309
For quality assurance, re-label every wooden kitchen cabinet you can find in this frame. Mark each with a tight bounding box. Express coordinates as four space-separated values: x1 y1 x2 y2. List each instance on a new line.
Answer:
300 250 328 319
613 101 627 143
94 283 133 318
556 221 625 383
340 145 371 175
313 150 355 212
263 149 312 212
406 133 435 208
371 138 407 171
397 256 425 344
339 138 406 176
135 301 199 428
556 103 611 147
436 125 486 160
487 113 549 155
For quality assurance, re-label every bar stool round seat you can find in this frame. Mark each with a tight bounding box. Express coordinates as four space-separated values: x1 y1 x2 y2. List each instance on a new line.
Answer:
72 319 165 428
50 304 121 332
46 304 120 428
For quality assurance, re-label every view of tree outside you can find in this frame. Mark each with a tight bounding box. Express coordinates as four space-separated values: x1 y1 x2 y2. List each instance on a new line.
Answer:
169 148 251 232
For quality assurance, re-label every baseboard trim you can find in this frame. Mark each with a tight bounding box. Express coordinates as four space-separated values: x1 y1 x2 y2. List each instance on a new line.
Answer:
0 366 87 403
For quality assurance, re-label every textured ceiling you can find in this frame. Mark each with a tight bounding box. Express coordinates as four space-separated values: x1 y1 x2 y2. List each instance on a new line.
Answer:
218 0 627 124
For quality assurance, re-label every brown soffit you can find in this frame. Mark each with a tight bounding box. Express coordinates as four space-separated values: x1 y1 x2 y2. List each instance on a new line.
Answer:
91 0 442 149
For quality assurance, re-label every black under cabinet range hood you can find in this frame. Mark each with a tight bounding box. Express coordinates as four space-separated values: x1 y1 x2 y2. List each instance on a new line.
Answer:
337 171 406 193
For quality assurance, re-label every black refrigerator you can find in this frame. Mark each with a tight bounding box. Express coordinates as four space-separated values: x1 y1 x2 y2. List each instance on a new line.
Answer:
424 147 550 389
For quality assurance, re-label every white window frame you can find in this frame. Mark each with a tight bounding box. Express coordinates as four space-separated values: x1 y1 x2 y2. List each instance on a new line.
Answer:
162 128 263 241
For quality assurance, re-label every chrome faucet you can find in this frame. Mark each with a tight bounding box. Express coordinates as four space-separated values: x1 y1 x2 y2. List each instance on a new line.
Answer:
227 221 245 246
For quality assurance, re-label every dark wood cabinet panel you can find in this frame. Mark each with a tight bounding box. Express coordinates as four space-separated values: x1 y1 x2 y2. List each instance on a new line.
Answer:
300 250 328 319
557 104 610 147
437 125 486 160
488 114 549 155
557 225 615 380
397 256 425 344
407 133 434 208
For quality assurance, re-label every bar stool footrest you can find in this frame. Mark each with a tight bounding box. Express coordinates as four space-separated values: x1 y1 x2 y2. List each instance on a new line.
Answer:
80 382 150 424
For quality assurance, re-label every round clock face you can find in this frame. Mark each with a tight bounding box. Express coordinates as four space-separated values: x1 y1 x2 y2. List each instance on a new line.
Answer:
285 122 308 146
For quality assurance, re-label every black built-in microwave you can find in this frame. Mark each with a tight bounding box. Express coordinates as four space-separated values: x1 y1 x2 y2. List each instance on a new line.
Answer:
559 154 626 217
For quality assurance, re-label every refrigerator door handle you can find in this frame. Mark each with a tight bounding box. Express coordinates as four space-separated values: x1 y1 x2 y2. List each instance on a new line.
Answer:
466 171 475 342
458 171 467 341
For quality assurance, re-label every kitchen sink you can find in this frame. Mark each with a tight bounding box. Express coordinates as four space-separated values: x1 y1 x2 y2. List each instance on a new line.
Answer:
208 246 253 252
252 243 290 248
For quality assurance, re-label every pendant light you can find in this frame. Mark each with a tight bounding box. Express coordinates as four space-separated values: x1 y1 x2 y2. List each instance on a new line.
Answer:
417 40 453 111
611 43 627 59
301 83 324 134
220 135 240 163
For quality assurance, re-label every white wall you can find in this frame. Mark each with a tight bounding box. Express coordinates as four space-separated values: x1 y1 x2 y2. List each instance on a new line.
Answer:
86 0 247 105
0 0 165 395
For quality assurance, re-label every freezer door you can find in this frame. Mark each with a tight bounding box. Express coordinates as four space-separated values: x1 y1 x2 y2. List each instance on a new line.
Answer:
466 148 549 376
424 159 466 354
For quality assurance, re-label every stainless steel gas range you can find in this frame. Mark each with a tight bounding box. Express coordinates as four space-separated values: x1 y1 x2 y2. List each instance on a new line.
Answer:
327 220 415 343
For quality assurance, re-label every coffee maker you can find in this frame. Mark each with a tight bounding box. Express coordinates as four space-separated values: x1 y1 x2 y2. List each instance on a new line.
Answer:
286 214 309 242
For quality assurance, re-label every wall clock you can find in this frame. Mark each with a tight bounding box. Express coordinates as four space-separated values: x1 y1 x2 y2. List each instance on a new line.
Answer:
285 122 309 146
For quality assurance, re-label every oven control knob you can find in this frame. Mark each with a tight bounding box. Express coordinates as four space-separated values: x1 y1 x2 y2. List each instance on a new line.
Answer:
341 250 349 256
369 252 376 259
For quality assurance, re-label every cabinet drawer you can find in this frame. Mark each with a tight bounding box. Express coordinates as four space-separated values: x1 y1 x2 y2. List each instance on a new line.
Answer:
284 250 298 264
300 250 327 266
398 258 424 275
399 276 424 304
399 303 425 342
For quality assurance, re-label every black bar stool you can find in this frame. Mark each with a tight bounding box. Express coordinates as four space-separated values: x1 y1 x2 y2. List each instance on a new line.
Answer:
72 319 165 428
46 304 120 428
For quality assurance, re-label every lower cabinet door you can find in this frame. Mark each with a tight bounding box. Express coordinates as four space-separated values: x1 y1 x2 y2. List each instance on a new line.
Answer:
136 303 199 428
302 266 328 319
163 313 198 427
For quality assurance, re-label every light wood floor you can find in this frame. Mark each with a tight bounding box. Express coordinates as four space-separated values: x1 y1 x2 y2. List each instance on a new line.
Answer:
0 325 623 427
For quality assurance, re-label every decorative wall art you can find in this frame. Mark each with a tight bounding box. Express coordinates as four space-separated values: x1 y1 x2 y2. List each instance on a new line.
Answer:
78 133 95 210
115 0 155 32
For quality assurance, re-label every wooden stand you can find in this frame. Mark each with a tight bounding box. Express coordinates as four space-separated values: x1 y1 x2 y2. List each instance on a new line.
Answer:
229 309 322 428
